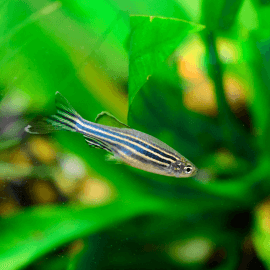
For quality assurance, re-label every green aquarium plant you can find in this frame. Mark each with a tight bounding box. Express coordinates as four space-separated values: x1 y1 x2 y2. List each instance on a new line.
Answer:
0 0 270 270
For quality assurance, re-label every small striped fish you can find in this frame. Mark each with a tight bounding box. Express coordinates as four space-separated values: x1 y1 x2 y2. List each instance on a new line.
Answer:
25 92 197 178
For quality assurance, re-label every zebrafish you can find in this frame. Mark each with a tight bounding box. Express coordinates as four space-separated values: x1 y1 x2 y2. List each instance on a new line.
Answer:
25 92 197 178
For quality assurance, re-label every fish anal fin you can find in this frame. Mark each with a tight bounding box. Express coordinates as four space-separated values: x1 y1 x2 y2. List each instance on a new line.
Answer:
95 112 130 129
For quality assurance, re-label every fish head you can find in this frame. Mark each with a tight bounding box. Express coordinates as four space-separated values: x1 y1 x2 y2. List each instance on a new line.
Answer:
171 159 197 178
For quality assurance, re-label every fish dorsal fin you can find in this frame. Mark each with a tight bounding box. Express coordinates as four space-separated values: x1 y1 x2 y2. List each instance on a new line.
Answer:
55 92 79 117
95 112 130 129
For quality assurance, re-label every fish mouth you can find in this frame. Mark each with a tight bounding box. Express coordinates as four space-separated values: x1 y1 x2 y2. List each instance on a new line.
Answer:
191 167 198 177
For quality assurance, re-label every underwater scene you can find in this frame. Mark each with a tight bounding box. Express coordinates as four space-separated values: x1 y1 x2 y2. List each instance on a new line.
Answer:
1 0 270 269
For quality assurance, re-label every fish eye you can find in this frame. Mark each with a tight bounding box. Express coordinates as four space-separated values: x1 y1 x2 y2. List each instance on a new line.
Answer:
184 165 193 174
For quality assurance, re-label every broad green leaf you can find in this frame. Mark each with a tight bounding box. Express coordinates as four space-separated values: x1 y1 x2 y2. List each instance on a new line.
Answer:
0 186 245 270
49 0 192 86
0 0 128 121
0 201 161 270
128 15 205 106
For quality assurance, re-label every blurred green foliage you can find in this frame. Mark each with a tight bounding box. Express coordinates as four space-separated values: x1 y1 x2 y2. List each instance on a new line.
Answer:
1 0 270 269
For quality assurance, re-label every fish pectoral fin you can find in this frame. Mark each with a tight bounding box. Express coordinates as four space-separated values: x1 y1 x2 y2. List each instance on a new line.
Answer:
95 111 130 129
83 135 112 153
105 153 123 164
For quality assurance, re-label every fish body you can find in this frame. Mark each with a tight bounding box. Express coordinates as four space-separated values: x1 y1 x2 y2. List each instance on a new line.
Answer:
25 92 197 178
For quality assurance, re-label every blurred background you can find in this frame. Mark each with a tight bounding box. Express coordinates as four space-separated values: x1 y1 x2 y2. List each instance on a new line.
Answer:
1 0 270 269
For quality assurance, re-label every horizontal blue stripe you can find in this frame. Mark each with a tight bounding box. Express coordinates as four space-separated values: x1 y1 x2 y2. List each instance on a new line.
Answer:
78 118 177 162
76 121 171 166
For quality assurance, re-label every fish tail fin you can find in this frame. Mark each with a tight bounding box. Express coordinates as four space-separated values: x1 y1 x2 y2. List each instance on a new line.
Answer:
25 92 80 134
